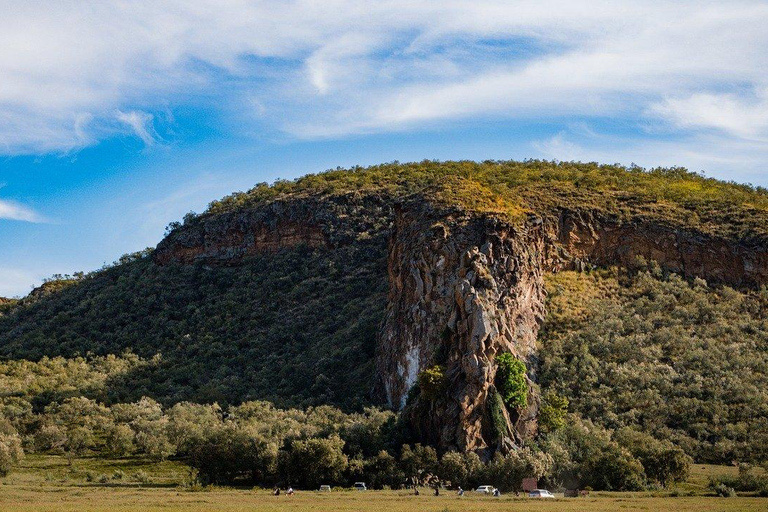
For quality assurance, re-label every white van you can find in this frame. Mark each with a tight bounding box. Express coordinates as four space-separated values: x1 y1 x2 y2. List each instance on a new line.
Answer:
354 482 367 491
319 485 331 492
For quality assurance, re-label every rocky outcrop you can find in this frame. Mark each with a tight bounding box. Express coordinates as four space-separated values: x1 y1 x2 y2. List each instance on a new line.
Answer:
375 199 546 455
544 208 768 287
154 190 768 456
154 193 392 265
374 201 768 455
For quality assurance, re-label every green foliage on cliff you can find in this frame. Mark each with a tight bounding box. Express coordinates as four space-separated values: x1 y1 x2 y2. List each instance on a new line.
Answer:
494 353 528 409
538 391 569 434
416 365 447 401
539 266 768 463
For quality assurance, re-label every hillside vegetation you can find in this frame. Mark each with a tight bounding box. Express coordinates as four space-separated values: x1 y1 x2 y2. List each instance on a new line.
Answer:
1 160 768 484
0 243 388 409
205 160 768 240
540 263 768 463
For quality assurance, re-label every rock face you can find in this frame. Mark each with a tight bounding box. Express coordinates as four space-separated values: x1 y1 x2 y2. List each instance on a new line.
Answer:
546 208 768 287
375 199 546 454
155 194 391 265
155 191 768 455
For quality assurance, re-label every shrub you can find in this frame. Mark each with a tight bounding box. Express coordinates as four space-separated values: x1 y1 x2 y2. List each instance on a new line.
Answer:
541 416 646 491
713 482 737 497
495 353 528 409
417 366 447 401
132 470 151 484
538 392 569 433
614 428 691 486
486 389 508 442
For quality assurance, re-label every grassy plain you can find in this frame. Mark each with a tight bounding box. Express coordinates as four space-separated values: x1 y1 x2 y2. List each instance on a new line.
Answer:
0 455 765 512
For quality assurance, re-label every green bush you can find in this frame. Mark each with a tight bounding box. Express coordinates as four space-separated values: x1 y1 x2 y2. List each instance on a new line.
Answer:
486 389 508 442
614 428 691 487
541 416 646 491
494 353 528 409
540 269 768 463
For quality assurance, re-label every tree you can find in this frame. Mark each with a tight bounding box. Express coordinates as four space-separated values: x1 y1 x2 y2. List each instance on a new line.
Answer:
133 418 175 461
34 423 66 453
538 392 569 433
105 424 135 457
542 416 646 491
278 435 347 488
166 402 222 455
364 450 403 489
614 428 691 487
400 443 438 484
483 448 552 492
189 424 279 485
64 426 94 465
0 432 23 477
439 452 468 487
417 366 447 401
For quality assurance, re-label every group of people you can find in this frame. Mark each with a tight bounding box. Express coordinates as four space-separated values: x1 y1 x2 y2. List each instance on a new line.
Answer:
273 487 294 496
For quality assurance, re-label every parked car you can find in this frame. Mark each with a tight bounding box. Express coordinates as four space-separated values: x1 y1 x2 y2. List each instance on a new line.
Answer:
354 482 367 491
475 485 495 494
319 485 331 492
528 489 555 498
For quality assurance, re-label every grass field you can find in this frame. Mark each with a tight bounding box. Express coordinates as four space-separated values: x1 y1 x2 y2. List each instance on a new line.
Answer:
0 455 765 512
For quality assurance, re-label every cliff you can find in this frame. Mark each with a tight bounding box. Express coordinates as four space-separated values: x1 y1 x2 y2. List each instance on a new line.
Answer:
152 178 768 455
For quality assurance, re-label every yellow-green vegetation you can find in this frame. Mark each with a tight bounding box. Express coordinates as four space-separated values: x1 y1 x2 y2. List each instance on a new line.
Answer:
0 456 765 512
206 160 768 239
0 354 145 404
494 353 528 409
539 264 768 463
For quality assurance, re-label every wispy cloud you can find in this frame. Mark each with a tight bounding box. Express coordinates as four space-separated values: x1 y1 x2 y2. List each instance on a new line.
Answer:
116 110 158 146
0 0 767 173
0 199 45 223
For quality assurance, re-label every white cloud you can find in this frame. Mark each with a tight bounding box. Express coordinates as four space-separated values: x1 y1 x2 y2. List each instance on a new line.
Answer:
532 129 768 186
116 110 158 146
650 90 768 141
0 199 45 223
0 0 767 168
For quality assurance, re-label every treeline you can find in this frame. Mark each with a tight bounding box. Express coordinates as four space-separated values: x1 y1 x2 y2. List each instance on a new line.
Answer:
0 394 690 491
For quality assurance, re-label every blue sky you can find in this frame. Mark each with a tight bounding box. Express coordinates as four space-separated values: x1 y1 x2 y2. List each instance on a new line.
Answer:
1 0 768 297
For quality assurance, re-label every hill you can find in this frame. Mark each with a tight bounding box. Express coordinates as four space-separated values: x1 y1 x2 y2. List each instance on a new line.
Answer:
1 160 767 462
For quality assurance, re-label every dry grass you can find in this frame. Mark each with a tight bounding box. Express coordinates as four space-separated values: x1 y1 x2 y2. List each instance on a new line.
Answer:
1 455 765 512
